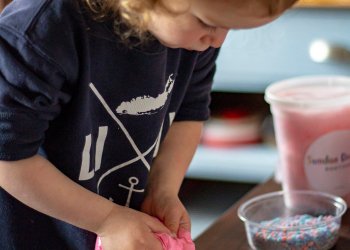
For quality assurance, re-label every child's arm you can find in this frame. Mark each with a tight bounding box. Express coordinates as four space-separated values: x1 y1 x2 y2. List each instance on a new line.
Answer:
142 120 203 235
0 155 168 249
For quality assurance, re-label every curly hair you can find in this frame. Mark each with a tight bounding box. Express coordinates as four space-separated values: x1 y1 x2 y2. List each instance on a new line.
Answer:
82 0 298 42
82 0 189 43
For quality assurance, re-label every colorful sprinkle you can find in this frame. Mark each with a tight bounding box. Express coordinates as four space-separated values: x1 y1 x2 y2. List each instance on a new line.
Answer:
250 214 340 250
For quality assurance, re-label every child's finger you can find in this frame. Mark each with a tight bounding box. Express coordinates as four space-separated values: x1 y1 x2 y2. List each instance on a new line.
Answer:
163 213 182 236
179 214 191 232
148 233 165 250
147 215 172 234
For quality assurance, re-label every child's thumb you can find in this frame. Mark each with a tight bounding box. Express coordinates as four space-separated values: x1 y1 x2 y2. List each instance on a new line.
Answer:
164 218 179 236
179 216 191 232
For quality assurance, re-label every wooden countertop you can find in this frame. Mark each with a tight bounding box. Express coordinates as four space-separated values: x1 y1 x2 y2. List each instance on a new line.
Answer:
194 178 350 250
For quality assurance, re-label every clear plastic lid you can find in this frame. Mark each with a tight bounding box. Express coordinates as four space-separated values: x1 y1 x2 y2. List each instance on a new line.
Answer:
265 75 350 108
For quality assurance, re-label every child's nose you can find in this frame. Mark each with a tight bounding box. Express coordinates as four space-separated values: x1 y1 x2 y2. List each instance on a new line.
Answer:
200 29 228 48
210 29 229 48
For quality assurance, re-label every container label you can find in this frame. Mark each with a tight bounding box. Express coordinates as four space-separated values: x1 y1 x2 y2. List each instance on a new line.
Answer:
304 130 350 196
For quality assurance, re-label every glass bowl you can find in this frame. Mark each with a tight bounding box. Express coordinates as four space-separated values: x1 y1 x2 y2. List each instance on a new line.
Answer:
238 190 347 250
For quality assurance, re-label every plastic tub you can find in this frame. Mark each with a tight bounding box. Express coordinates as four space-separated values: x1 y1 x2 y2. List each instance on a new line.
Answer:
265 76 350 205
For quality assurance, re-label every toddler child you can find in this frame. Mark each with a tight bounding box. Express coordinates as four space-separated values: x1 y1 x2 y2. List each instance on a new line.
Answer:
0 0 297 249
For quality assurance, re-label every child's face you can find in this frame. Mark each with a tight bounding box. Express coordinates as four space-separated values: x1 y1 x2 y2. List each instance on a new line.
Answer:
148 0 283 51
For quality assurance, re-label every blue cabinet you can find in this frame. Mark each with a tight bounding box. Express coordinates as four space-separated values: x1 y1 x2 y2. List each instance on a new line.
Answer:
214 8 350 93
187 144 278 183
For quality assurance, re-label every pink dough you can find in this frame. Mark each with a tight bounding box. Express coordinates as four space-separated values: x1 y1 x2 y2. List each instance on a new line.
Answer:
155 228 195 250
95 228 195 250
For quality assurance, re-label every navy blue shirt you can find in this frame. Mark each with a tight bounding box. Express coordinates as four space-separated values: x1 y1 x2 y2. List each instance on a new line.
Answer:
0 0 219 249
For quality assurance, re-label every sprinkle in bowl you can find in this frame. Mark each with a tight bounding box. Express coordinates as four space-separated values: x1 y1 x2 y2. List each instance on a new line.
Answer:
238 190 347 250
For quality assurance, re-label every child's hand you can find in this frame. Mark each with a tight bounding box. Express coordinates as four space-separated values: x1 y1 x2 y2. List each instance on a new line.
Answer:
141 192 191 237
96 205 170 250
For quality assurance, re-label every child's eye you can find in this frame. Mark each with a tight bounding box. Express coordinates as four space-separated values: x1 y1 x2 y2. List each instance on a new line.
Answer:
197 18 217 32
